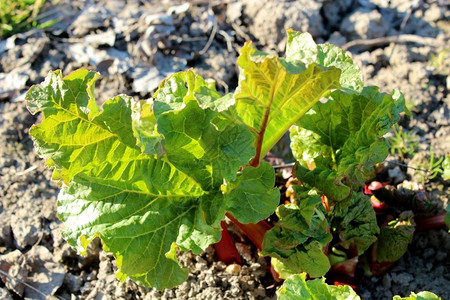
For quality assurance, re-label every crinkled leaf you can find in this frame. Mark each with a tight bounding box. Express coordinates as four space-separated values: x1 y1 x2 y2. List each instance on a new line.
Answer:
234 36 341 164
26 70 142 185
286 30 363 92
57 167 216 289
131 99 164 156
262 200 332 278
154 71 255 190
292 86 406 202
224 161 280 224
295 165 351 202
376 211 415 262
330 192 379 255
277 273 361 300
25 69 256 290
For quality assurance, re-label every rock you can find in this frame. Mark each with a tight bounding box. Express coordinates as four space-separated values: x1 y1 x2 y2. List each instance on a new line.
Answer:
423 3 445 23
23 245 65 299
0 71 28 100
226 1 243 24
392 272 414 286
83 28 116 47
340 8 390 40
225 263 241 275
322 0 354 30
64 273 83 293
388 166 406 185
242 0 325 52
327 31 347 46
0 249 28 296
10 213 42 250
68 4 112 37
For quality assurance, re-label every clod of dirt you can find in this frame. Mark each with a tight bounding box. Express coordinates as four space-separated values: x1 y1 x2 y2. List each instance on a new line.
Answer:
241 0 325 52
0 249 28 296
10 214 42 250
340 8 390 40
23 245 65 299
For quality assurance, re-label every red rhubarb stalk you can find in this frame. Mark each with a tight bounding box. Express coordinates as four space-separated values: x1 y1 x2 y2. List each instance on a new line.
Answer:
214 221 242 265
415 213 446 231
226 212 272 251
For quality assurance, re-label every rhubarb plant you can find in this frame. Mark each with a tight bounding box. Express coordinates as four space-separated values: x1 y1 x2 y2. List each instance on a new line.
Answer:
26 30 410 290
278 273 441 300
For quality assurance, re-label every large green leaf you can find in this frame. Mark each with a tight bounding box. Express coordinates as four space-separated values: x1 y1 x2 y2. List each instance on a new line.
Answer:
277 273 361 300
25 69 264 290
234 35 341 164
57 164 212 289
154 71 256 190
27 70 141 184
291 86 406 201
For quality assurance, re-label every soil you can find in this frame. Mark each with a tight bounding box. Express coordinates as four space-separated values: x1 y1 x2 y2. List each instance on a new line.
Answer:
0 0 449 299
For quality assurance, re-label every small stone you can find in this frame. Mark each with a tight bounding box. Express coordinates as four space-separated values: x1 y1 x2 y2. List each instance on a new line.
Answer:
0 250 28 296
388 166 406 184
340 8 390 40
64 273 83 293
423 248 435 259
10 213 42 250
392 272 414 286
435 251 447 261
225 263 241 275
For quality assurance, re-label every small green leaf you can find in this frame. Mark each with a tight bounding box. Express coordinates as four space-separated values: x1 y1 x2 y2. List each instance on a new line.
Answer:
393 291 441 300
330 192 379 255
286 30 363 92
277 273 361 300
131 99 164 156
224 161 280 224
376 211 415 262
262 200 332 278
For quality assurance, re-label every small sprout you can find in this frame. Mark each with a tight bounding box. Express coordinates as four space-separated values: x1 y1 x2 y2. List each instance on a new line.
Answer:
388 124 419 159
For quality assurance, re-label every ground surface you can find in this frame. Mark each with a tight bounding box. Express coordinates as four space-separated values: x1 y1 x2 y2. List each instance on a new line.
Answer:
0 0 449 299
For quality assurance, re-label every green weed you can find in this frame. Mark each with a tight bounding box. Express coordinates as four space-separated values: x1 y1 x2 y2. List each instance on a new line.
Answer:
388 124 419 159
0 0 58 38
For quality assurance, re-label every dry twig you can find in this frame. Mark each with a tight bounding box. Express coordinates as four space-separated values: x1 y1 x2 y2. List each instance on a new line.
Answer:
342 34 445 51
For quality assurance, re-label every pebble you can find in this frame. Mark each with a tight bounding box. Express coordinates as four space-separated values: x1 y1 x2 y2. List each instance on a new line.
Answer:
225 263 241 275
